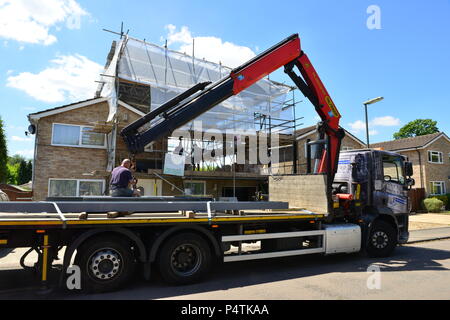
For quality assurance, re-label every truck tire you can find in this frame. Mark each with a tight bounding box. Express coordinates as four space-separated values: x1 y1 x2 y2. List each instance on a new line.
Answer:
366 220 397 257
74 235 136 293
157 232 212 285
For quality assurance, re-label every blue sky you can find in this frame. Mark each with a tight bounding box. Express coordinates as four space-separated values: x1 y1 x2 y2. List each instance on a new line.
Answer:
1 0 449 158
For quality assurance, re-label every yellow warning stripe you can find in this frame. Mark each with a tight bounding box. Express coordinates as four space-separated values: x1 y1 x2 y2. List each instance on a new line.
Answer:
0 214 324 227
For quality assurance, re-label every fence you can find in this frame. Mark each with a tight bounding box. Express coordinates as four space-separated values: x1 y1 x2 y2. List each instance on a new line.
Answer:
409 188 425 212
0 184 33 201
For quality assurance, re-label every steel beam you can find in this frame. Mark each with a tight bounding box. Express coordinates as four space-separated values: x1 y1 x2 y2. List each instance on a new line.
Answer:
0 201 289 214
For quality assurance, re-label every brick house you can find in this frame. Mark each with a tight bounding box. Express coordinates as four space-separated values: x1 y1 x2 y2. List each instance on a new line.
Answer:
27 97 269 201
371 132 450 196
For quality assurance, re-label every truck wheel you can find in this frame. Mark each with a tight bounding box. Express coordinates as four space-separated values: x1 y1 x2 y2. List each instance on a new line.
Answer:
366 220 397 257
74 236 136 293
157 233 212 285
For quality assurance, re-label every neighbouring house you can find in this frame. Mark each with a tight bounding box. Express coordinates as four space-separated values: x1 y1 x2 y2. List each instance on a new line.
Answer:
273 125 366 174
371 132 450 196
27 36 296 201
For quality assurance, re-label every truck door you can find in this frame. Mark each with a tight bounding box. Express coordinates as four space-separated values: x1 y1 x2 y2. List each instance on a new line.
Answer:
374 154 409 213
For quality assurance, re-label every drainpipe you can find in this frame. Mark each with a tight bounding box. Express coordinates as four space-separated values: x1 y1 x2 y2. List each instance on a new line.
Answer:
415 148 424 189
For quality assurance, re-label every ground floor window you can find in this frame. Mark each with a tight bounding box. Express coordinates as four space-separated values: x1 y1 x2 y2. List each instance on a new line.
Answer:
48 179 104 197
430 181 446 195
184 181 206 195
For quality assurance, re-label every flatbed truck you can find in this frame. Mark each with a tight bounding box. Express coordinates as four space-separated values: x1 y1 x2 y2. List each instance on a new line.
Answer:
0 34 414 293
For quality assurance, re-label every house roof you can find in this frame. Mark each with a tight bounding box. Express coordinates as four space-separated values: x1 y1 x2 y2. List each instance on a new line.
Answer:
28 97 103 119
294 125 366 146
28 98 145 122
370 132 449 151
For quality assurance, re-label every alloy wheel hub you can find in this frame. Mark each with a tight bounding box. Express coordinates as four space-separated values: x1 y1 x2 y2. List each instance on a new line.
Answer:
89 249 121 280
372 231 389 249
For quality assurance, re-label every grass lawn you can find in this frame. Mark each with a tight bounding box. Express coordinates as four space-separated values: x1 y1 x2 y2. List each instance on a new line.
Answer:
437 211 450 215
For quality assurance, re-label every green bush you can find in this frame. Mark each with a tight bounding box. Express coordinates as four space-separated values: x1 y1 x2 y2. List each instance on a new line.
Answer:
430 195 448 209
422 198 444 213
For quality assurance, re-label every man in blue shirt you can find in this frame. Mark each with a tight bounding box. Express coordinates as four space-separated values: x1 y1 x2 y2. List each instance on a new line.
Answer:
109 159 140 197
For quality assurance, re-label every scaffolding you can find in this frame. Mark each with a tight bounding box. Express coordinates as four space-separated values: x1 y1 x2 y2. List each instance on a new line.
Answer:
97 27 304 187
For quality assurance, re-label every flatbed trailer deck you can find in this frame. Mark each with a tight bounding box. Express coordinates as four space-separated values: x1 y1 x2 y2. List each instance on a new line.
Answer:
0 208 325 229
0 200 338 292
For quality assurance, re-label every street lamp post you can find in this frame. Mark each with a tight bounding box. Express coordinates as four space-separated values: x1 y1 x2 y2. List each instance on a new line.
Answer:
363 97 384 148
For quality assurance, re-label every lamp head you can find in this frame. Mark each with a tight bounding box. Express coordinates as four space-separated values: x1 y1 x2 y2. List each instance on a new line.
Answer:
363 97 384 105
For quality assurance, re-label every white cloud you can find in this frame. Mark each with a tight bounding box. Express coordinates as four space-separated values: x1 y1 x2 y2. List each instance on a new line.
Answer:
348 120 367 132
348 116 400 134
164 24 256 68
371 116 400 127
369 130 378 136
0 0 88 46
7 54 103 103
11 135 32 142
15 149 34 158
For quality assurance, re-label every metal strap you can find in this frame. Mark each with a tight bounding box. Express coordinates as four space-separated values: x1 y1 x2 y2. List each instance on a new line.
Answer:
50 202 67 229
207 201 212 224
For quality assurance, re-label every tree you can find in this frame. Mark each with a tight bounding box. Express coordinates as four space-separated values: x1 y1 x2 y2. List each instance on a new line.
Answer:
26 160 33 183
17 160 28 185
393 119 439 140
0 117 8 183
8 154 26 166
14 158 32 185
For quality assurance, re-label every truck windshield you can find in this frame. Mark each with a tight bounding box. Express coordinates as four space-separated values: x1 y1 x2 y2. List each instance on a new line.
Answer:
382 155 405 184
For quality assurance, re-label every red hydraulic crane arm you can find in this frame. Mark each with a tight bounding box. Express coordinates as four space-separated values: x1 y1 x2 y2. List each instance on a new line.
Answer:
294 53 343 175
229 34 344 175
230 36 301 94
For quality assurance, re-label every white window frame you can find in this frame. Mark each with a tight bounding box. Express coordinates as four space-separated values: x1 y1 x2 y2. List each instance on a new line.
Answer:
51 123 107 149
428 150 443 164
48 179 105 197
184 180 206 195
341 146 354 151
429 181 446 195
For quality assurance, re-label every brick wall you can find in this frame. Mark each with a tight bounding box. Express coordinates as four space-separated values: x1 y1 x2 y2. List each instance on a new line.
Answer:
423 137 450 195
33 101 110 200
398 149 427 190
269 174 329 213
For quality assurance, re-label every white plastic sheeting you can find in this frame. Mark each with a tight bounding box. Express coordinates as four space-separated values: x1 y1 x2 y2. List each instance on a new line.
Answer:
101 36 292 132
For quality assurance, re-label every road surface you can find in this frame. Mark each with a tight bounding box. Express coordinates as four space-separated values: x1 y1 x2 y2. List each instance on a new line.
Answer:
0 238 449 300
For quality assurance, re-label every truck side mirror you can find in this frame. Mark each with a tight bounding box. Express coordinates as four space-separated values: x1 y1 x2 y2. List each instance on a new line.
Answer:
404 177 415 190
404 161 413 177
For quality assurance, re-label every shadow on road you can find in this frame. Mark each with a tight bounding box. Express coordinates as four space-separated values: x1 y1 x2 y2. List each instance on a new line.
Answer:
0 243 449 300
